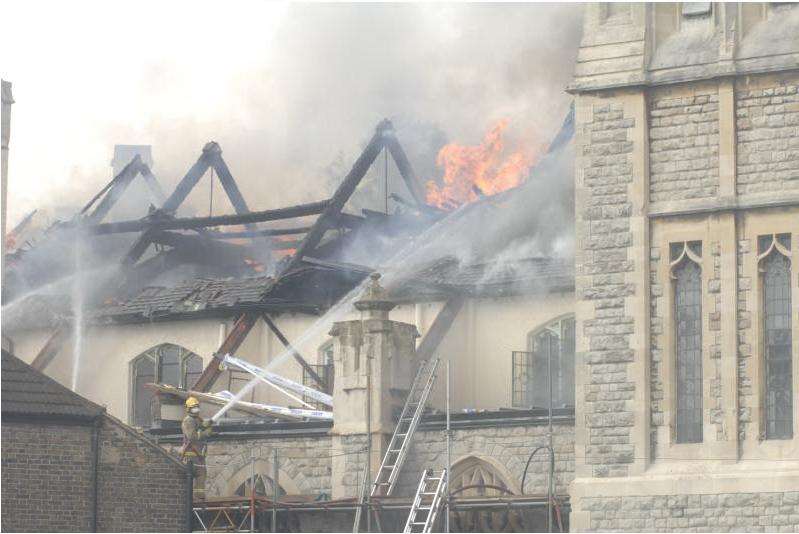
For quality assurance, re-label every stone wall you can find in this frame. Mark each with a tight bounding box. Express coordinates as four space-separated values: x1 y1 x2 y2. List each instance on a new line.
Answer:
575 97 639 478
736 78 799 198
649 87 720 203
1 417 189 532
581 491 799 532
167 418 575 503
396 422 575 497
202 434 333 497
96 416 189 532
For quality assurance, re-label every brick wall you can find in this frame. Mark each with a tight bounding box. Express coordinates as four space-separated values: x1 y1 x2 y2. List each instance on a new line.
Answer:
576 99 638 478
582 491 799 532
1 422 94 532
649 88 720 202
736 79 799 197
96 416 189 532
1 417 188 532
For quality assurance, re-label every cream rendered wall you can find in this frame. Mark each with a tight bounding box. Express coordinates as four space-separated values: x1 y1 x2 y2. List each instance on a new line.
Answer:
7 290 575 423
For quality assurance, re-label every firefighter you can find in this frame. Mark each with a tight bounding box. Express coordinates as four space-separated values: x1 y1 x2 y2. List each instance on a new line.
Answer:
180 396 213 500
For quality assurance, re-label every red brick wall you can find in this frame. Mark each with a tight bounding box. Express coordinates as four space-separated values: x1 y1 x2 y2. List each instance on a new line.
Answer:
1 422 94 532
1 416 188 532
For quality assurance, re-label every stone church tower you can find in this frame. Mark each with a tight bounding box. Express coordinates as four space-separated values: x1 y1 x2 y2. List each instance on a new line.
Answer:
570 3 799 530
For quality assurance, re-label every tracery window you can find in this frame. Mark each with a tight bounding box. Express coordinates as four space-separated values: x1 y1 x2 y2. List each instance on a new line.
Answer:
512 316 575 409
759 233 793 440
130 344 203 428
671 241 703 443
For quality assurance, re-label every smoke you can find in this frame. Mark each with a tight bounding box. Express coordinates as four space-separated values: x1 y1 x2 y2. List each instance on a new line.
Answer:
4 2 582 223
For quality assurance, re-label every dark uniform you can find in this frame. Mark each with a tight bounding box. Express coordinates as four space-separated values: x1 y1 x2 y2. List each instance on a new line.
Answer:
181 398 213 500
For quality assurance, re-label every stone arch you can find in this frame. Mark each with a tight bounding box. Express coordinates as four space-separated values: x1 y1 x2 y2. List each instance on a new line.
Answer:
208 448 313 497
450 454 521 496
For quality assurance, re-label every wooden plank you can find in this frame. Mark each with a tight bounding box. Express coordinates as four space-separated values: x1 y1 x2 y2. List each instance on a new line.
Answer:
415 296 465 361
193 313 260 392
261 314 327 392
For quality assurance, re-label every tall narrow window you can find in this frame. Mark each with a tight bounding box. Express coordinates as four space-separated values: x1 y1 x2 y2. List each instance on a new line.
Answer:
130 344 203 428
672 242 703 443
512 317 575 409
760 234 793 439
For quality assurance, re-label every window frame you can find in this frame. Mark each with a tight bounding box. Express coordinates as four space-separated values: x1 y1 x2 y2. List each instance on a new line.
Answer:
511 314 575 410
656 235 713 458
671 245 704 444
128 344 203 427
757 234 794 441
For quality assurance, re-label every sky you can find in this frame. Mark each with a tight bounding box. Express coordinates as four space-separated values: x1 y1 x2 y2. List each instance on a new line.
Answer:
1 1 583 226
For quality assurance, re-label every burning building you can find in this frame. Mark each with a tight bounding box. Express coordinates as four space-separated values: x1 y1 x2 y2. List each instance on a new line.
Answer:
2 2 799 533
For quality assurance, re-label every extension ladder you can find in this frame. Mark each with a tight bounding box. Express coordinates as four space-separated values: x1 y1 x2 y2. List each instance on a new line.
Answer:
352 357 440 532
403 468 448 533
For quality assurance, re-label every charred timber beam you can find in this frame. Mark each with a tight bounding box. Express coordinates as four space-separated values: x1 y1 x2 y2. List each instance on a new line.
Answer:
261 314 327 392
139 164 166 206
208 226 313 239
87 200 330 235
31 323 69 371
149 230 248 256
161 145 214 213
194 313 260 392
415 296 465 361
208 150 258 235
81 156 142 220
383 133 425 205
285 121 390 272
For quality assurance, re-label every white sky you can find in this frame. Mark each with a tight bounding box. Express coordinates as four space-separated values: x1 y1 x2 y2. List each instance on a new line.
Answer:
1 1 581 226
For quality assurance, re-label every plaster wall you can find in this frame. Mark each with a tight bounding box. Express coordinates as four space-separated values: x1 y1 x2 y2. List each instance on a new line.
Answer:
7 292 574 426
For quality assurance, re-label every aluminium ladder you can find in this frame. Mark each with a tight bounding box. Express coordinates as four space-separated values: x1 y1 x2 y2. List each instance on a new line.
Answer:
352 357 441 533
403 468 448 533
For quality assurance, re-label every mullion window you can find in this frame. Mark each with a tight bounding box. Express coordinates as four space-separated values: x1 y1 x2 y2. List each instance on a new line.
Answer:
675 259 703 443
763 251 793 439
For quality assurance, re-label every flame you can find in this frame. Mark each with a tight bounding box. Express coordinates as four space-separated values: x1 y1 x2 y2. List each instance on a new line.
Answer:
425 119 536 210
244 257 266 273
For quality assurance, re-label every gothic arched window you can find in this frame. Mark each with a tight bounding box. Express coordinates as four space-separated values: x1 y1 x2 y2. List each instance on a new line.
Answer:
512 316 575 409
759 233 793 440
234 474 286 498
130 344 203 428
670 241 703 444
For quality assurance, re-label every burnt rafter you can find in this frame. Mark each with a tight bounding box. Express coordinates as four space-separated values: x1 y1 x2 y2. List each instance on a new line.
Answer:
87 200 329 235
286 120 394 272
80 155 167 223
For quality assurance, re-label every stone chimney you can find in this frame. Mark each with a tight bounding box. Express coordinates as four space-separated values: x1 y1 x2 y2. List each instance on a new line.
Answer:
328 273 419 499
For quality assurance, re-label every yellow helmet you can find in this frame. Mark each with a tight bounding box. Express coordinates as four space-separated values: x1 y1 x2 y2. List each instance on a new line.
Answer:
185 397 200 409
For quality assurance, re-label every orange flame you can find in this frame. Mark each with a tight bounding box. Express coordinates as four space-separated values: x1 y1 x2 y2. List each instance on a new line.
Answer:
425 119 536 210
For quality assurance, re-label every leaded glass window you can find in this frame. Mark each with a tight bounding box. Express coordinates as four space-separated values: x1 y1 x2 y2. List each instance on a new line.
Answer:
512 317 575 409
674 259 703 443
130 344 203 428
763 251 793 439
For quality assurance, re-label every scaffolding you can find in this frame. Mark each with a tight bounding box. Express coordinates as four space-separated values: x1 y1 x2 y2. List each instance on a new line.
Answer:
191 493 567 533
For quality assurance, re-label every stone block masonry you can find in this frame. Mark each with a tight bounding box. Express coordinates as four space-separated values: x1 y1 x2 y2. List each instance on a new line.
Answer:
582 491 799 532
649 88 720 202
576 99 639 479
736 79 799 197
